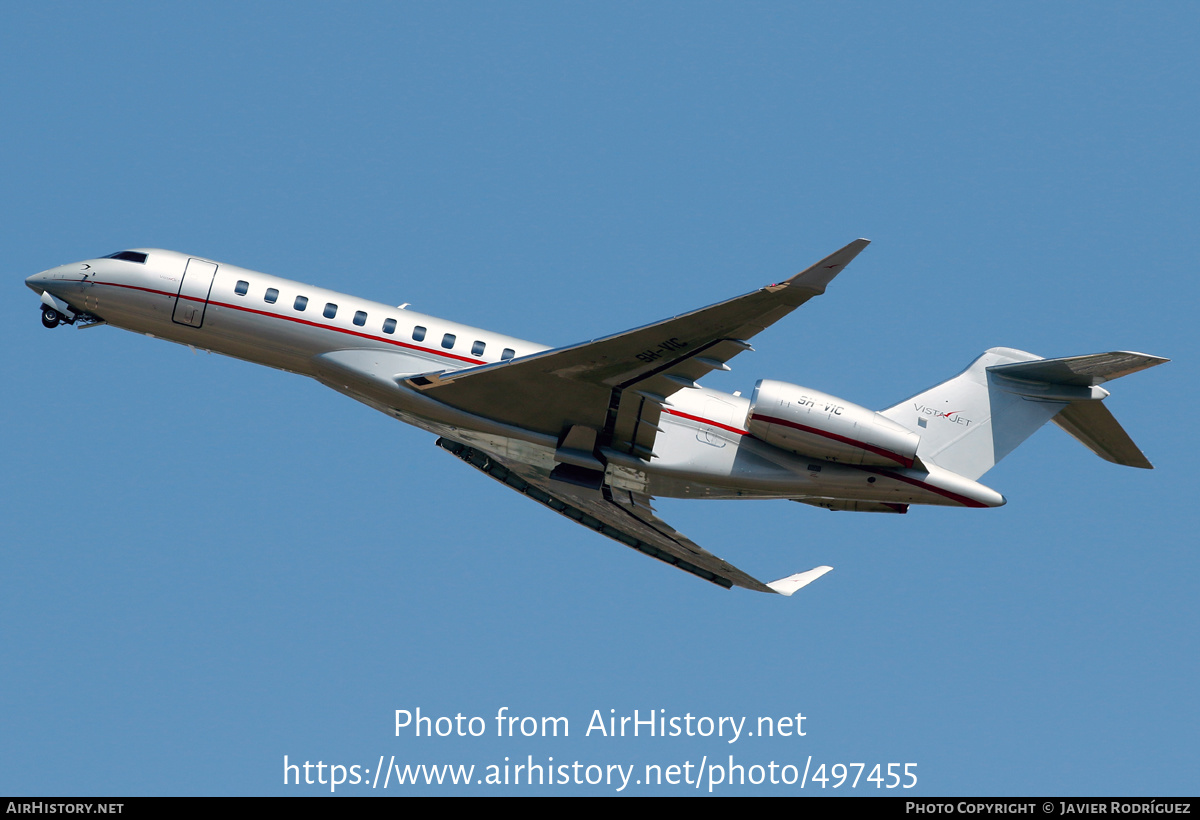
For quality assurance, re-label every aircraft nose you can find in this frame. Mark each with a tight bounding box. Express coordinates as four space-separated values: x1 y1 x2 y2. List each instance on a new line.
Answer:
25 270 52 295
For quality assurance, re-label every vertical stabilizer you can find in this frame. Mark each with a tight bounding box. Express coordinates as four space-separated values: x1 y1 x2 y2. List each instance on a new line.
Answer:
879 349 1166 480
880 348 1062 480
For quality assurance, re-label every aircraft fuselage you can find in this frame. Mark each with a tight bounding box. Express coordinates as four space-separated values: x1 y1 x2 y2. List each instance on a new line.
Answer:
26 248 1002 511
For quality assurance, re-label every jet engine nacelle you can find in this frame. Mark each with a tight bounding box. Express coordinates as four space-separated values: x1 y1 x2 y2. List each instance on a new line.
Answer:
747 379 921 468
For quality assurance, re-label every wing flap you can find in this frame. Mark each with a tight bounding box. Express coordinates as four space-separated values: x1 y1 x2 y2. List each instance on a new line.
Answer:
609 391 664 459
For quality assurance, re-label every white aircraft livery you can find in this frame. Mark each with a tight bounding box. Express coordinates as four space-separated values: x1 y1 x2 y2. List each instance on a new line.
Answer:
26 241 1167 595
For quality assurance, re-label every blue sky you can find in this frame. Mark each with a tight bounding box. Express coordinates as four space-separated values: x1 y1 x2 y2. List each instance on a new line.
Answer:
2 2 1196 795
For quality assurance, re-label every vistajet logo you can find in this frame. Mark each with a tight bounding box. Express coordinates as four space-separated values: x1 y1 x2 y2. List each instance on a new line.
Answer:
913 404 973 427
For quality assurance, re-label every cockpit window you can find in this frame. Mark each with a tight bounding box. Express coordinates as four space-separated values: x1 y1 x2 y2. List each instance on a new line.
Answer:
104 251 148 264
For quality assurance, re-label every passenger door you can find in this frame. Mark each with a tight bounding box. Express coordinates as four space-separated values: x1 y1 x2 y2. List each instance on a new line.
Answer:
172 258 218 328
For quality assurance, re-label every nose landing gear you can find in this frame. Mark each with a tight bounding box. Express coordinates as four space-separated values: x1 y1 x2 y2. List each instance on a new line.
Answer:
40 306 62 328
39 303 102 329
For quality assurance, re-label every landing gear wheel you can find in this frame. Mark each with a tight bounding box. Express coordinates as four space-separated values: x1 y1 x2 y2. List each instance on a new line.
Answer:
41 307 61 328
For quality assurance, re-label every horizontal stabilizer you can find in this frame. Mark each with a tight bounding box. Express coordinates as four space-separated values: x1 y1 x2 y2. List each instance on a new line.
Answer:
988 350 1166 469
988 351 1168 387
1052 401 1154 469
767 566 833 596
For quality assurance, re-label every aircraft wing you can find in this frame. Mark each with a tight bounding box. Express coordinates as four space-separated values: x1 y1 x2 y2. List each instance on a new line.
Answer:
436 437 831 595
407 240 869 458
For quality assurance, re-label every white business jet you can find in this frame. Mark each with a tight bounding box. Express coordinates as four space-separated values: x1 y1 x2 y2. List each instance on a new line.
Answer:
25 242 1166 595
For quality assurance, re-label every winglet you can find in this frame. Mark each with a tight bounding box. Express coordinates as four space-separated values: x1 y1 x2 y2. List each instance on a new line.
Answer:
766 566 834 596
782 238 870 294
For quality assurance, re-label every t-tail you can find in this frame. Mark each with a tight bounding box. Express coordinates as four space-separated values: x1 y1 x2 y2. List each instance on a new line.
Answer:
878 348 1168 481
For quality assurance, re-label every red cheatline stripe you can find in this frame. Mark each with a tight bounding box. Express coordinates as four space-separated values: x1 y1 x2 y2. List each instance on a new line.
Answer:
663 407 979 507
661 407 747 436
854 466 988 508
749 412 913 468
91 280 487 366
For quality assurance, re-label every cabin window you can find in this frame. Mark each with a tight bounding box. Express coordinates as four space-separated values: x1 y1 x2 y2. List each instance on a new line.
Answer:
501 348 516 361
294 295 308 311
441 333 456 349
471 340 486 356
324 303 337 319
412 326 426 342
264 288 279 304
234 280 249 296
382 318 397 334
353 310 367 326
